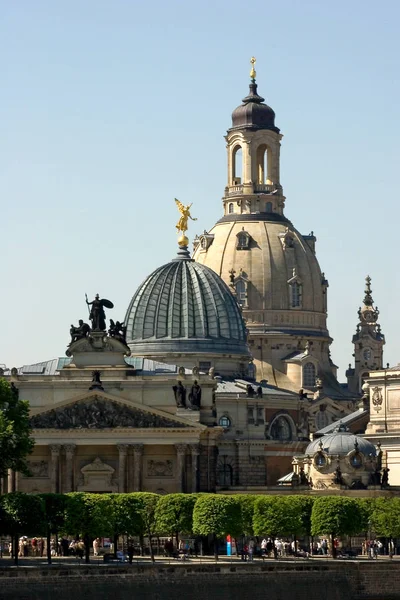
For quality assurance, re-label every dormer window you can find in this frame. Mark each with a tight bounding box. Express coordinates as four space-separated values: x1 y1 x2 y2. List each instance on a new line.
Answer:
290 281 301 307
198 232 214 251
236 229 251 250
303 362 316 387
235 279 247 306
287 268 302 309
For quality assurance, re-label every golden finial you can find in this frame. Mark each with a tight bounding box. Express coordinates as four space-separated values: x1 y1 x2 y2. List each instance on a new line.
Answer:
174 198 197 247
250 56 256 81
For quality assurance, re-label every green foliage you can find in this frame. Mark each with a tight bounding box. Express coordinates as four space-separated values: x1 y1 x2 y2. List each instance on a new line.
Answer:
253 495 303 537
0 379 35 477
64 493 113 538
289 496 314 536
371 498 400 538
192 494 241 538
235 494 257 536
356 498 376 533
311 496 362 537
0 492 45 536
109 493 144 536
40 493 68 534
155 493 197 537
129 492 160 537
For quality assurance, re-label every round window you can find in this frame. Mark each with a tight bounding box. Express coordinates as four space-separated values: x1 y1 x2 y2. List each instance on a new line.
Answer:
350 453 362 468
314 452 327 468
219 416 231 428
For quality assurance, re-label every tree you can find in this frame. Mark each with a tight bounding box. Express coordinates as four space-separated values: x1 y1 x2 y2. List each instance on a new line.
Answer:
64 493 113 563
39 493 68 564
0 379 34 478
371 498 400 541
108 493 144 556
235 494 256 537
193 495 241 560
1 492 45 565
311 496 363 558
253 495 303 555
155 493 197 546
130 492 160 562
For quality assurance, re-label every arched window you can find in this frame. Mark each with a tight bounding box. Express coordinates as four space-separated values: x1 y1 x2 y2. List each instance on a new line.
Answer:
201 237 208 249
290 282 301 308
256 144 273 184
236 230 250 249
265 201 272 213
235 280 246 306
228 203 234 214
232 145 242 183
303 362 316 387
217 459 233 487
270 416 292 441
247 362 256 380
219 415 231 428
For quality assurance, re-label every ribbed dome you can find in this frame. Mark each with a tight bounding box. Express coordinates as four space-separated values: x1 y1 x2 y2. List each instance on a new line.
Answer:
231 83 279 132
306 430 376 457
125 246 250 358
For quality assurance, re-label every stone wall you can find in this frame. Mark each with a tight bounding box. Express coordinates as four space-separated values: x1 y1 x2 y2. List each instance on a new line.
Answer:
0 561 399 600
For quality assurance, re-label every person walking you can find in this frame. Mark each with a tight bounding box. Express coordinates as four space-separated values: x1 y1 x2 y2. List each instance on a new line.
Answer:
248 539 255 561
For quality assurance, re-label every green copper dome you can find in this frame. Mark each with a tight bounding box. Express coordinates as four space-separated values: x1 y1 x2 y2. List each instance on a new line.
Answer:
125 246 250 358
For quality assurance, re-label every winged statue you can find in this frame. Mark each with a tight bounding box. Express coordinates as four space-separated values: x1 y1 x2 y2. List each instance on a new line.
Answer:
175 198 197 234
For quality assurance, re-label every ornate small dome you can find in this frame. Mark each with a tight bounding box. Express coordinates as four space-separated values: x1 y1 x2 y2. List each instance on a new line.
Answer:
125 246 250 360
306 428 376 458
231 83 279 132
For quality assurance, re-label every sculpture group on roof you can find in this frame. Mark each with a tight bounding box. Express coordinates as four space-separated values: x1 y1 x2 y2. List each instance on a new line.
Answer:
68 294 127 347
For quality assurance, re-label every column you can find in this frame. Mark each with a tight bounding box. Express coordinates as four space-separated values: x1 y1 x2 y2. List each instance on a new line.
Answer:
7 469 15 493
189 444 201 493
175 444 187 492
117 444 129 492
132 444 144 492
49 444 61 493
64 444 76 492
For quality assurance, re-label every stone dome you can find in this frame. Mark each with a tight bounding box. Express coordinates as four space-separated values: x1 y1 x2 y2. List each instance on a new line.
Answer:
231 83 279 132
194 214 327 338
125 245 250 360
305 429 376 458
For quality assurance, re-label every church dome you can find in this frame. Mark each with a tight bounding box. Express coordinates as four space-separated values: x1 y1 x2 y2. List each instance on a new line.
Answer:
231 83 279 132
125 245 250 360
305 429 376 458
194 215 327 336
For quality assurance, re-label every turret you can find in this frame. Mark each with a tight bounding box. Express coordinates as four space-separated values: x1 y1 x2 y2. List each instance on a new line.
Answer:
346 276 385 393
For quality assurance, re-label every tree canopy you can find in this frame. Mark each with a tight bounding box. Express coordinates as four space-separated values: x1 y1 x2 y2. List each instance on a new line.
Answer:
371 497 400 539
193 495 241 538
253 495 303 537
0 379 34 478
155 493 197 541
311 496 362 538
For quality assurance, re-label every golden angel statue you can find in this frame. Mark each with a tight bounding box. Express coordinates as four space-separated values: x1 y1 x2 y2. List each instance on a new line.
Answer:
174 198 197 234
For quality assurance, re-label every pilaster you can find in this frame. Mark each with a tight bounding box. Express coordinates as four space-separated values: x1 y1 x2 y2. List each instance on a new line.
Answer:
49 444 61 493
189 444 201 493
175 443 187 492
64 444 76 492
117 444 129 493
132 444 144 492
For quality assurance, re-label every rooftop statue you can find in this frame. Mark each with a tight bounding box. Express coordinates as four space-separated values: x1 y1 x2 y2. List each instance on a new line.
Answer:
174 198 197 235
85 293 114 331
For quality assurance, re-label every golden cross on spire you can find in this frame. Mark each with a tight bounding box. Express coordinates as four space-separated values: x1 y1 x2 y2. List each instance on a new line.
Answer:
250 56 256 81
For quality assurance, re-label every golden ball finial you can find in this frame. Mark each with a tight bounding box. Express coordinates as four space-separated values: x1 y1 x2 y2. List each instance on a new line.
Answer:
178 234 189 247
250 56 256 81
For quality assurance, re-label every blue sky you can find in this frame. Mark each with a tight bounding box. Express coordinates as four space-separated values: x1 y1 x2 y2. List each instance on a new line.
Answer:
1 0 399 377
